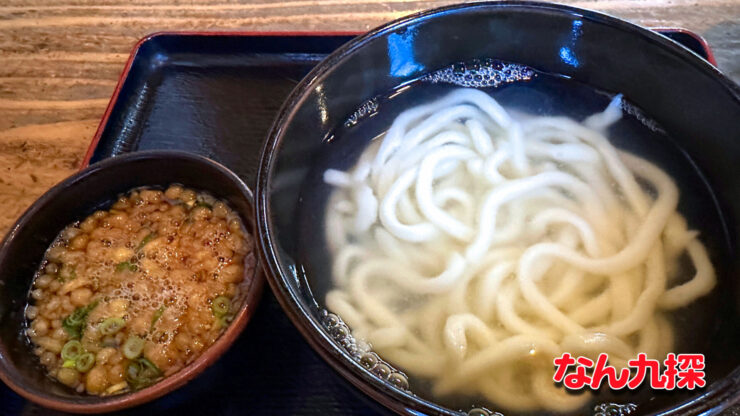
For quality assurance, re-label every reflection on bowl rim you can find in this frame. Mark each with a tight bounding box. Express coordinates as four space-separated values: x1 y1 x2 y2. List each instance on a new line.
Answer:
0 150 265 413
255 2 740 415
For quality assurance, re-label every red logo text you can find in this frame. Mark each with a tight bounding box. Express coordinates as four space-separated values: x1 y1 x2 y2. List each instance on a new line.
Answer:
553 353 706 390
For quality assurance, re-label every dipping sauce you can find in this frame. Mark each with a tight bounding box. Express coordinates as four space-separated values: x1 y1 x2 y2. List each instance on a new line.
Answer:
24 185 255 395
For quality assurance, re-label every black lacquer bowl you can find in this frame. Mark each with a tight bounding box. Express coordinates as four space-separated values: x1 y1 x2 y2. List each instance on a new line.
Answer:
256 2 740 416
0 151 264 413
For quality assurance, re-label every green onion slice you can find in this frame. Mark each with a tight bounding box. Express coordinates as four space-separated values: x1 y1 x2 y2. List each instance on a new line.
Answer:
211 296 230 317
62 359 76 368
64 313 83 326
136 232 157 252
115 261 137 273
122 336 145 359
61 340 83 360
62 300 98 339
126 360 141 379
65 301 98 325
150 306 165 331
100 337 118 348
126 362 144 389
126 356 162 390
75 352 95 372
139 357 162 379
99 317 126 335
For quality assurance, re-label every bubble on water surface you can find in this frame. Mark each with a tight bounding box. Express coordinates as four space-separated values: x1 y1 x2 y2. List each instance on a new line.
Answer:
593 402 638 416
320 309 411 392
421 58 536 88
344 98 379 128
467 407 503 416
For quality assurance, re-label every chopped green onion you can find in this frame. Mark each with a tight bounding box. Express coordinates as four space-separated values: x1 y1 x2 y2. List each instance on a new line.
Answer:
65 305 92 326
99 317 126 335
126 360 140 377
62 359 76 368
126 361 143 389
64 314 83 327
214 314 231 329
62 301 99 339
115 261 137 273
150 306 165 331
194 201 213 210
136 232 157 252
100 337 117 348
61 340 83 360
211 296 230 317
75 352 95 372
122 336 145 359
139 357 162 378
126 356 162 390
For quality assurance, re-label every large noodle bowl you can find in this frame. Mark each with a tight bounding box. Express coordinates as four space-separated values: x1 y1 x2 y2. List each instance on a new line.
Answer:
321 88 715 412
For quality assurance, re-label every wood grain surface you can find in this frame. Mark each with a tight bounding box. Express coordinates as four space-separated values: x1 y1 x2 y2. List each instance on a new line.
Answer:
0 0 738 234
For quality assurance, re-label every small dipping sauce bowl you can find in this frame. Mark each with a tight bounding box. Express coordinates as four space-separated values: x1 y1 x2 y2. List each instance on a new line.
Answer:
0 150 264 413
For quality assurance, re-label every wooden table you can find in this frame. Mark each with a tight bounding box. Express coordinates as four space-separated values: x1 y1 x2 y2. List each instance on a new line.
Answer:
0 0 738 236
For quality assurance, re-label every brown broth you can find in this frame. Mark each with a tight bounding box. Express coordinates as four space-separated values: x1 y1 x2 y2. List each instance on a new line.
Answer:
24 185 255 395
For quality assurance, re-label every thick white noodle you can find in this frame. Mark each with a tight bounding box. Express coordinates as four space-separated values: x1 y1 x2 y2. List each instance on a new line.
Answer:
322 88 716 412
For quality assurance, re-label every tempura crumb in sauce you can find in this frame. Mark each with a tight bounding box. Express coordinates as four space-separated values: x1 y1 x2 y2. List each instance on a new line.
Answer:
25 185 255 395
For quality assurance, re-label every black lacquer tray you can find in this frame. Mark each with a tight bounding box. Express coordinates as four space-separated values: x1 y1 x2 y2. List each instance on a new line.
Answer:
0 30 720 416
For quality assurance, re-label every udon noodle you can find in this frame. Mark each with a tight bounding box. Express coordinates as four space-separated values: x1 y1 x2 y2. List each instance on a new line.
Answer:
322 88 715 412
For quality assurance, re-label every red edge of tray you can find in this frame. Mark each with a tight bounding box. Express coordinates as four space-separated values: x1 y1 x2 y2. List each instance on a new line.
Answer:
79 28 717 170
652 27 718 66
